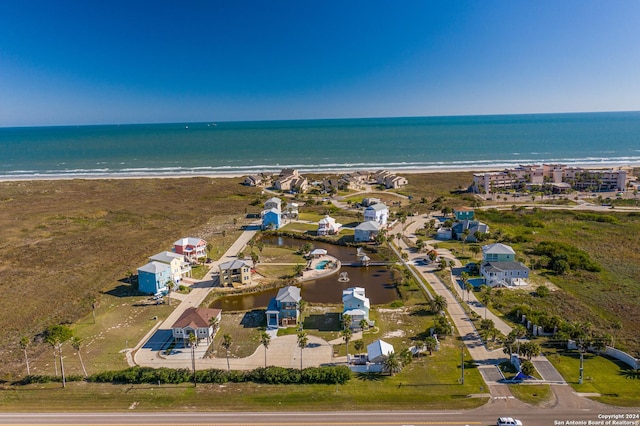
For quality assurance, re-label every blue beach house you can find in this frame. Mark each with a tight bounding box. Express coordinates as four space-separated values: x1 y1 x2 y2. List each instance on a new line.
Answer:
266 286 301 328
137 261 171 295
261 208 282 230
342 287 370 325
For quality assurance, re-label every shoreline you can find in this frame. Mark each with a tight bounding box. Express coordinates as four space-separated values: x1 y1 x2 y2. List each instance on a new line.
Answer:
0 162 638 183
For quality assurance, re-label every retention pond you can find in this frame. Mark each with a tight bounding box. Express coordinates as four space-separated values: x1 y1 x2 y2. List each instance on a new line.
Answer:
210 236 397 311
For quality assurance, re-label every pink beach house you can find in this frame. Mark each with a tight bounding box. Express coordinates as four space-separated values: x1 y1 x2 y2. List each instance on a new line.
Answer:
174 237 207 262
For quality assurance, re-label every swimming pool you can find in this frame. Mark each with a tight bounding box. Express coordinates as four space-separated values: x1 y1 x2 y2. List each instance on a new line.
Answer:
315 260 330 270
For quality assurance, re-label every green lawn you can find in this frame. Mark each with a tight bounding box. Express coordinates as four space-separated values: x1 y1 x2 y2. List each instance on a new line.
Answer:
507 384 554 405
546 349 640 407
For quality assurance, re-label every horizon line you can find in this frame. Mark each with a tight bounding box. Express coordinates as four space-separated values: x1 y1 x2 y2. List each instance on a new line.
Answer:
2 109 640 130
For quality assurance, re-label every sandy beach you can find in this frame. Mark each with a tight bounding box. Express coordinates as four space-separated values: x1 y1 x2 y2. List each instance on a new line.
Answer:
1 162 637 182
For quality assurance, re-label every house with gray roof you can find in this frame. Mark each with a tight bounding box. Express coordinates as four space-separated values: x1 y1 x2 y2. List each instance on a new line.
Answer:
137 261 171 295
482 243 516 262
363 203 389 226
266 286 302 328
480 261 530 288
354 221 381 242
219 259 253 287
451 219 489 242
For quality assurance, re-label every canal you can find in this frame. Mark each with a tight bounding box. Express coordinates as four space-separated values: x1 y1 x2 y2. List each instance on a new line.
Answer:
209 236 398 311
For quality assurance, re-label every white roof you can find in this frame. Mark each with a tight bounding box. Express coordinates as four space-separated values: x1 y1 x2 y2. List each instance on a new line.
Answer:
310 249 328 256
365 203 388 212
367 339 394 363
150 251 185 264
318 215 336 225
355 221 381 231
482 243 515 255
174 237 205 247
265 197 281 205
138 261 170 274
343 308 367 317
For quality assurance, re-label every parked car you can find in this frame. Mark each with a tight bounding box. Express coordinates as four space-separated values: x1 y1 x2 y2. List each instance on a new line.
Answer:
497 417 523 426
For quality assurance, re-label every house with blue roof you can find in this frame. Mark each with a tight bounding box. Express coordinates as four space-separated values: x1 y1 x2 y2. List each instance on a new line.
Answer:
137 261 171 295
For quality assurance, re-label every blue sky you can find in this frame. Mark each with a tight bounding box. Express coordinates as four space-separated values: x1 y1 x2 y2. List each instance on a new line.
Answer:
1 0 639 126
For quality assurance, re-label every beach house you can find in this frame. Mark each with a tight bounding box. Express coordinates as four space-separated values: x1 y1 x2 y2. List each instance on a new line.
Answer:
171 307 222 345
274 169 308 192
264 197 282 211
482 243 516 262
342 287 370 325
149 251 191 283
137 261 171 295
354 221 381 242
451 220 489 242
367 339 395 363
317 215 342 236
174 237 207 262
363 203 388 226
265 286 302 328
219 259 253 287
480 262 530 288
261 208 281 230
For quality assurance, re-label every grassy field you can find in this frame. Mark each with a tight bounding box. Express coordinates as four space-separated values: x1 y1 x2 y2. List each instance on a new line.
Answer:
545 349 640 407
2 172 639 409
474 208 640 356
0 177 260 376
0 370 488 412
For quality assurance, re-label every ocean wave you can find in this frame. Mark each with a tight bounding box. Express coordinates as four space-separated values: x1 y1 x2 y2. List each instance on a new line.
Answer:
2 155 639 180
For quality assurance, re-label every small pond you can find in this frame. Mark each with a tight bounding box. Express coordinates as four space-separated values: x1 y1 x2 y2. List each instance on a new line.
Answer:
210 236 397 311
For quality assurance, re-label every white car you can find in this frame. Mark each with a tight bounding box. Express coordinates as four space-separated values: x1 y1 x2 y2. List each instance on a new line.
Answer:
497 418 523 426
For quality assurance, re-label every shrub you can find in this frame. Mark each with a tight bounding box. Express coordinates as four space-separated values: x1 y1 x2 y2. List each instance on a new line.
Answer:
532 241 601 273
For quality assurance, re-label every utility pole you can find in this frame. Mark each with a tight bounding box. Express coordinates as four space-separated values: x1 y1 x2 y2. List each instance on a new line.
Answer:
460 344 465 385
579 350 584 385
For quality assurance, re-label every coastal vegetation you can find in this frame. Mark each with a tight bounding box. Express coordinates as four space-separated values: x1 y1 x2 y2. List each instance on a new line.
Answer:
1 171 639 409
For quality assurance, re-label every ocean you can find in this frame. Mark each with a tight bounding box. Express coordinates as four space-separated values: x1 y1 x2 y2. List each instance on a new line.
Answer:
1 112 639 179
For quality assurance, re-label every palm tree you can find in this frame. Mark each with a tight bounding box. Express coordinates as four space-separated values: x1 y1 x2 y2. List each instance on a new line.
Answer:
342 314 352 330
19 336 31 375
479 291 491 319
399 348 413 367
382 352 402 376
188 332 198 386
464 281 473 303
71 337 87 377
424 336 438 355
430 295 447 313
359 318 369 331
297 300 307 327
221 334 233 371
341 328 352 363
293 263 305 277
297 331 308 370
208 316 219 343
260 331 271 367
166 280 176 306
44 325 73 387
354 340 364 358
91 298 97 324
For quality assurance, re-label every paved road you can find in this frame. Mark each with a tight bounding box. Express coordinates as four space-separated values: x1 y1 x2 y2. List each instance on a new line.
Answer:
1 402 636 425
